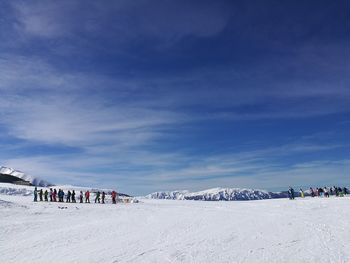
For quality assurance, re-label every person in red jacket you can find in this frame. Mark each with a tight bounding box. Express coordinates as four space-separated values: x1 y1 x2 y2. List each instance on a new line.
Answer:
111 191 117 204
85 191 90 203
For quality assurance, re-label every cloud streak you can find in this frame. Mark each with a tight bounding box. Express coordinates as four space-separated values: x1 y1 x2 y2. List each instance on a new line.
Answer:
1 1 350 194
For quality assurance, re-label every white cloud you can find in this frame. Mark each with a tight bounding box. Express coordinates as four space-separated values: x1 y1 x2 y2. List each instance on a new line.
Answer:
11 1 230 41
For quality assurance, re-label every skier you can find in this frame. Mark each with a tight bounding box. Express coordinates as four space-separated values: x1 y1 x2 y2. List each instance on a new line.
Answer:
44 190 48 201
79 191 83 203
343 187 348 196
85 191 90 203
72 190 76 203
288 187 295 200
66 190 71 203
49 188 53 202
34 187 38 202
102 192 106 204
290 187 295 200
53 188 57 202
39 189 43 201
60 189 65 202
300 188 304 198
95 191 101 203
319 187 324 197
310 187 315 197
58 189 61 202
111 191 117 204
324 187 329 198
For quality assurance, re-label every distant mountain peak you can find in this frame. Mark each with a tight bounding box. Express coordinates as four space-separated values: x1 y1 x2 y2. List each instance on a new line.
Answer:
0 166 53 187
146 187 288 201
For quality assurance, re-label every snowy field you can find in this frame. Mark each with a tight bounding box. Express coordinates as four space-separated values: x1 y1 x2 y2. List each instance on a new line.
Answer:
1 189 350 263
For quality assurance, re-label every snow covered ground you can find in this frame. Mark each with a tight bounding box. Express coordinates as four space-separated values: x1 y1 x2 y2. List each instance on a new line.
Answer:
1 186 350 262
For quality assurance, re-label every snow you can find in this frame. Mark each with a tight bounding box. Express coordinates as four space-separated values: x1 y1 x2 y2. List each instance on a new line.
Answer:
1 184 350 263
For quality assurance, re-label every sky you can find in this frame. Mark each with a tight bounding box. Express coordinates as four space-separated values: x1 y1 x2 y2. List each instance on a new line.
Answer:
1 0 350 195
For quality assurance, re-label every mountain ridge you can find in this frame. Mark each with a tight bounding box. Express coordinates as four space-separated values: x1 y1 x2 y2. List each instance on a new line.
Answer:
0 166 53 187
146 187 290 201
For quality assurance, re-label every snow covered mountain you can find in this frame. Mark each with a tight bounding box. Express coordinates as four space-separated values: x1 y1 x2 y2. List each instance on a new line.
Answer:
0 166 53 187
146 187 289 201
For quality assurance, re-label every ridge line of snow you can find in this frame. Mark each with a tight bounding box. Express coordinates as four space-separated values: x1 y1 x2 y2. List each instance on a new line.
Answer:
0 166 53 187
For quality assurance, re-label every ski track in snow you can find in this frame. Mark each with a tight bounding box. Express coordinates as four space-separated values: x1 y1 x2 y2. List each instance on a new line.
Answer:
1 194 350 263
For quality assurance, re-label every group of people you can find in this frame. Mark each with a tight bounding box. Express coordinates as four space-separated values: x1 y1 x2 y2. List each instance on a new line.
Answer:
307 186 348 198
33 187 119 204
288 186 349 200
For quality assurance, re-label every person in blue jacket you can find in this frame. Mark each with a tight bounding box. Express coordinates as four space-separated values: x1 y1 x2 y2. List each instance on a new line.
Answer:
288 187 295 200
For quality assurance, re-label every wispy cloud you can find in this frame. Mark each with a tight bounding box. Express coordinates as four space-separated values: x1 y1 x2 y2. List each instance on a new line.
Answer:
11 1 231 42
1 1 350 195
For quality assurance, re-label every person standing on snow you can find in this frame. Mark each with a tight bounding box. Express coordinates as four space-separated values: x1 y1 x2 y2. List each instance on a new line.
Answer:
72 190 76 203
310 187 315 197
58 189 61 202
111 191 117 204
102 192 106 204
44 190 48 201
61 189 65 202
85 191 90 203
79 191 83 203
343 187 348 195
288 187 295 200
324 187 329 198
39 189 43 201
95 191 101 203
319 187 324 197
291 188 295 199
53 189 57 202
49 188 53 202
34 187 38 202
66 190 71 203
300 188 304 198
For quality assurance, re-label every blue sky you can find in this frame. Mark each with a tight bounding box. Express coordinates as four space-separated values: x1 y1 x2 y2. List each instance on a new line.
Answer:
1 1 350 195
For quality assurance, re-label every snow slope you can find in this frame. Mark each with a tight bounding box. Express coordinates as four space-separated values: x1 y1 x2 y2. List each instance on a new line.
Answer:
146 187 289 200
0 166 52 187
1 191 350 263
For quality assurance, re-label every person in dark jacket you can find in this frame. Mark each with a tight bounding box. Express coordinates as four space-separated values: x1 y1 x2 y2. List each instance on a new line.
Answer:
72 190 76 203
102 192 106 204
318 187 324 197
335 186 339 197
343 187 348 195
44 190 48 201
288 187 295 200
49 188 53 202
59 189 65 202
39 189 43 201
34 187 38 202
79 191 83 203
310 187 315 197
66 190 71 203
